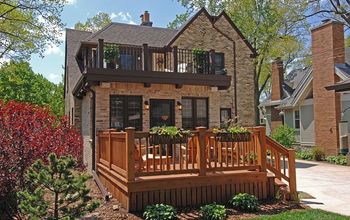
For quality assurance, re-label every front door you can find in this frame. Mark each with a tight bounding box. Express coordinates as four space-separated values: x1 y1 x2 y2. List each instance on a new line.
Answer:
150 99 175 128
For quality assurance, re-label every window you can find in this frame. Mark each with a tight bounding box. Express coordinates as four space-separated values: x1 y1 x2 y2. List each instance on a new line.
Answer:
220 108 231 128
110 96 142 131
182 98 208 129
214 53 225 74
294 110 300 129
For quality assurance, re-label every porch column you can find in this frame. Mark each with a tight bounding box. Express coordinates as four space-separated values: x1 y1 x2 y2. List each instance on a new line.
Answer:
125 127 135 181
98 39 104 68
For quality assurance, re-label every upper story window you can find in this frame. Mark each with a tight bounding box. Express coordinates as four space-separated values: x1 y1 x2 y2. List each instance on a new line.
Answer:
294 110 300 129
214 53 225 74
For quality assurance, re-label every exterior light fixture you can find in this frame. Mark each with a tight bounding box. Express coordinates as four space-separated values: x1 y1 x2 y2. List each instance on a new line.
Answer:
144 101 149 110
278 110 285 116
176 101 182 110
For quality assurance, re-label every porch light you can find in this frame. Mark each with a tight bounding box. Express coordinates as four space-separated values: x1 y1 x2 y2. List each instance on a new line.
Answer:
144 101 149 110
279 110 285 116
177 101 182 110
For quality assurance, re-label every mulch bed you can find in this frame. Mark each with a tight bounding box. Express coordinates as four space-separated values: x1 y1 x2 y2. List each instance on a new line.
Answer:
85 179 305 220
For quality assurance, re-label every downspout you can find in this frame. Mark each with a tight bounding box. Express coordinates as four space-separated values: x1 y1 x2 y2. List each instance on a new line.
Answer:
212 25 238 121
86 86 96 171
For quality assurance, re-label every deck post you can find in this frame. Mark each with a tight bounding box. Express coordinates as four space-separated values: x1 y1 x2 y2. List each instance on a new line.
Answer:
173 46 178 73
257 126 267 172
125 127 135 181
196 127 207 176
287 149 297 200
142 44 149 71
98 39 104 68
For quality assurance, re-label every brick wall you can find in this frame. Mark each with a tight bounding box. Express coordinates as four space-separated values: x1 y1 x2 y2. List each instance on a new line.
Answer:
312 21 343 155
171 12 256 126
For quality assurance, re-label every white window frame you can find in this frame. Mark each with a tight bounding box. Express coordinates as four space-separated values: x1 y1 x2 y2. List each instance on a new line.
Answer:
293 109 300 130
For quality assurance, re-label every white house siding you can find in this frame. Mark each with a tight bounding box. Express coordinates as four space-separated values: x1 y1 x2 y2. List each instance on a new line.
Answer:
81 93 92 171
300 104 315 146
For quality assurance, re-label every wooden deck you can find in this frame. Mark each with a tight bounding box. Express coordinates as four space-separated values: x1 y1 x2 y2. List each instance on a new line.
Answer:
96 127 297 211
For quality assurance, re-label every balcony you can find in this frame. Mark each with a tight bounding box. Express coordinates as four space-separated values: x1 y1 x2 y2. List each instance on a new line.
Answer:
75 39 231 89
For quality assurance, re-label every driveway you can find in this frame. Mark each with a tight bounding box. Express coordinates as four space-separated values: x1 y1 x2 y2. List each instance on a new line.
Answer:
296 159 350 216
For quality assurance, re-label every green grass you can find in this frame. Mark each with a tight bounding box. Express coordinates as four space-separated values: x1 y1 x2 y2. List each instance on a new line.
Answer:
252 209 350 220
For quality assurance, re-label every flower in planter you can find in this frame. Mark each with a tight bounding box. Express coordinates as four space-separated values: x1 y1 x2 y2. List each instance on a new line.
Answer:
149 126 191 145
213 119 251 142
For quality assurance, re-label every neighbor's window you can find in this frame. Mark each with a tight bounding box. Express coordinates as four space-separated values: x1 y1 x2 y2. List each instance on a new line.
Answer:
110 95 142 131
294 110 300 129
182 98 208 129
214 53 225 74
220 108 231 128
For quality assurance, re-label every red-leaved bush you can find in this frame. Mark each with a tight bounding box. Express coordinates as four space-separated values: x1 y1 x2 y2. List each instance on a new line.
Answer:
0 100 83 198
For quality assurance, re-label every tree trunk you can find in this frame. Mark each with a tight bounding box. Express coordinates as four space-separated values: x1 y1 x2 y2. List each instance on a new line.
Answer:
54 192 58 219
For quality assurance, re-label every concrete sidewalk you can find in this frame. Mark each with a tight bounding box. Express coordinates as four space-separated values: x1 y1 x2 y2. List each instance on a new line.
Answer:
296 159 350 216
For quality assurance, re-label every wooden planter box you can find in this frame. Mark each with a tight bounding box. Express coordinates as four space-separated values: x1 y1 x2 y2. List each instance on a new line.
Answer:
149 134 190 145
216 132 251 142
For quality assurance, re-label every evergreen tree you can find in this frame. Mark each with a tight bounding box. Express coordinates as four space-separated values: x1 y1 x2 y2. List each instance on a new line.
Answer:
18 153 99 220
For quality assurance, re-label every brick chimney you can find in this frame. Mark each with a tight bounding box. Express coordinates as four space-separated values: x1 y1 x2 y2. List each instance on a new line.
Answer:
312 20 344 155
271 58 284 101
140 11 153 27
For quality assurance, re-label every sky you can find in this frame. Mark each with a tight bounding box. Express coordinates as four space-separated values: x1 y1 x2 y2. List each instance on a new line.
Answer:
29 0 187 84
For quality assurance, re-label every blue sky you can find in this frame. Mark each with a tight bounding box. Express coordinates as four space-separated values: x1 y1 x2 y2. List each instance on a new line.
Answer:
29 0 186 84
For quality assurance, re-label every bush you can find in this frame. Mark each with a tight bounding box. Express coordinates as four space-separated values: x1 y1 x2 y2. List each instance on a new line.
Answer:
229 193 259 212
0 100 83 217
311 147 325 161
143 204 177 220
200 203 227 220
271 125 296 148
326 155 347 165
18 153 99 219
295 150 313 160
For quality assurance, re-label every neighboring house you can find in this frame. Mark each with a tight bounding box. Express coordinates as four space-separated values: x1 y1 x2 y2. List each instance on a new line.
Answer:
64 9 257 170
260 20 350 156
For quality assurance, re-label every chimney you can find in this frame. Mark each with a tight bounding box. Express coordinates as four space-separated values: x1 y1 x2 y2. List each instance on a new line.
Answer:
312 20 344 155
140 11 153 27
271 58 284 101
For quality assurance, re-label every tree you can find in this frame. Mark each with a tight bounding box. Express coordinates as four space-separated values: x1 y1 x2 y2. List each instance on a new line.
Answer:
0 61 64 116
18 153 99 219
74 12 112 32
0 100 83 218
171 0 310 123
0 0 65 61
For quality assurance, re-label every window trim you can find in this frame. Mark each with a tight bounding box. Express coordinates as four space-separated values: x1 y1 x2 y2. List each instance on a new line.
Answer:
220 108 232 128
293 109 300 130
181 97 209 129
109 95 143 131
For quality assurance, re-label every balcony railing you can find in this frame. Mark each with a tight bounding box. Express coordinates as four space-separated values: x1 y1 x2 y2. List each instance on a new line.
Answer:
78 40 225 75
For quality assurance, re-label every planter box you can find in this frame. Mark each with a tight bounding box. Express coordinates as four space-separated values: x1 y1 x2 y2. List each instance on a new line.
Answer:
216 132 251 142
149 134 190 145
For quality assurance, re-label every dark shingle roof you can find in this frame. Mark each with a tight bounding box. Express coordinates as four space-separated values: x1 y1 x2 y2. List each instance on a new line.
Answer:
84 22 178 47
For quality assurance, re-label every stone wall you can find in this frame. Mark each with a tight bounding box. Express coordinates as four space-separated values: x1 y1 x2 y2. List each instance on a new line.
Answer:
171 12 256 126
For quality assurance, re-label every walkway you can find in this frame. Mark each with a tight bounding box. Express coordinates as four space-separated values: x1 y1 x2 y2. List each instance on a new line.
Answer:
296 159 350 216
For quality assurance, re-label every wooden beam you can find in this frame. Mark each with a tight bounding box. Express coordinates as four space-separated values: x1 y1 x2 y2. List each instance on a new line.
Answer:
288 149 297 200
173 46 178 73
98 39 104 68
142 44 149 71
125 127 135 181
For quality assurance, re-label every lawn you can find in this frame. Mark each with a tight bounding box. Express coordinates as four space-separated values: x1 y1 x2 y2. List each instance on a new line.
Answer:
252 209 350 220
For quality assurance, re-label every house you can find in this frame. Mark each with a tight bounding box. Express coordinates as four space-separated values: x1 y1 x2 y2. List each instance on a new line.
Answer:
260 20 350 156
64 9 257 170
64 9 298 210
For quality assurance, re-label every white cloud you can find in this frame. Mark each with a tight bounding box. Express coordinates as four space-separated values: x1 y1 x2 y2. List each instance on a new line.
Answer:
44 44 64 56
65 0 77 5
47 73 62 84
110 12 136 25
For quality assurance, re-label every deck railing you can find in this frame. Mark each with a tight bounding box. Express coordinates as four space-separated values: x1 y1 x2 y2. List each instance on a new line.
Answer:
96 126 297 198
80 40 220 75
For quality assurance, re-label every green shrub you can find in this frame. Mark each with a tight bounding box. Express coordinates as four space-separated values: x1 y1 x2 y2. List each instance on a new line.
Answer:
271 125 296 148
229 193 258 212
311 147 325 161
295 150 313 160
143 204 177 220
200 203 227 220
326 155 347 165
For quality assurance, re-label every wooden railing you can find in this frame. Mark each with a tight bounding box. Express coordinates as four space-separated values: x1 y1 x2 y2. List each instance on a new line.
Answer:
96 126 297 199
266 136 297 199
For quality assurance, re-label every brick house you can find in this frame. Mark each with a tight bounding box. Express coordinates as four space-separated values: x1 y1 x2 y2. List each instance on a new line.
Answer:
260 20 350 155
64 8 257 170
